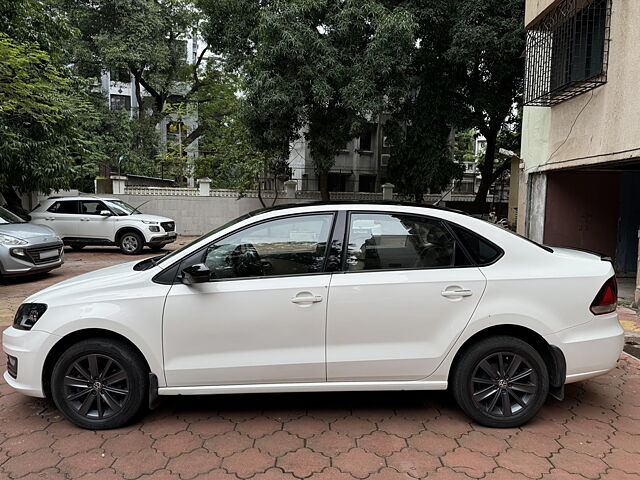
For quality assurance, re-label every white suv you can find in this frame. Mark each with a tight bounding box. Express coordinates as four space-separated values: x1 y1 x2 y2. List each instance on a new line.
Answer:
30 196 177 255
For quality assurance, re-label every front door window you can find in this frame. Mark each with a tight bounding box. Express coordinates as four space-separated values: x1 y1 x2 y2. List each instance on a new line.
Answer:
203 214 334 280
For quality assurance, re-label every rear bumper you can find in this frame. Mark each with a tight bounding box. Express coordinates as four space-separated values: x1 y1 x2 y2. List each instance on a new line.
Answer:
544 312 624 384
2 326 59 397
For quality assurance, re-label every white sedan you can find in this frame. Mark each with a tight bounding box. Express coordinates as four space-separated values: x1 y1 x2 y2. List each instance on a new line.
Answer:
3 203 623 429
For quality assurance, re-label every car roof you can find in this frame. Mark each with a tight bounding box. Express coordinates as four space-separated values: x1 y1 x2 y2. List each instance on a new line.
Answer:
245 201 468 217
46 196 119 201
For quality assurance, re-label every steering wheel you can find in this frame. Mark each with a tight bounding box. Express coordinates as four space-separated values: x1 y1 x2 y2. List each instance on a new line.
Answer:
229 243 264 277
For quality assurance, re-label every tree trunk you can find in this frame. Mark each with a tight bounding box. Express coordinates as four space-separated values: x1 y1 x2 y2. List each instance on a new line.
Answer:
319 171 330 201
134 76 144 119
474 132 498 206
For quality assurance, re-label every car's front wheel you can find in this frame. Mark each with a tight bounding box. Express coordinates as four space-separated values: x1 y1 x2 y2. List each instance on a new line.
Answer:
452 336 549 428
50 338 148 429
119 231 144 255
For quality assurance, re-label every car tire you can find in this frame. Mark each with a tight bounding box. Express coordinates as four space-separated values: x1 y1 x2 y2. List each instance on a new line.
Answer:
50 338 148 430
452 336 549 428
70 244 85 251
119 231 144 255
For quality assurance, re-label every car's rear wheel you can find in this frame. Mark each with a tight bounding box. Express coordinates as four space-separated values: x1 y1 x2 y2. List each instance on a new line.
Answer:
119 231 143 255
452 336 549 428
51 338 147 429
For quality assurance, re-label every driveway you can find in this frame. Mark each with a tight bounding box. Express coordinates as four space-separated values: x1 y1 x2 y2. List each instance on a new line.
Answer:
1 240 639 479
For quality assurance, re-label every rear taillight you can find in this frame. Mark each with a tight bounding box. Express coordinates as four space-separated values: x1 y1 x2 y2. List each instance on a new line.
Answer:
590 277 617 315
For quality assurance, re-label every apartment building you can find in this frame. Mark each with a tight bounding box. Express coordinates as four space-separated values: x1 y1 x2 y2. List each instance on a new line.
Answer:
519 0 639 275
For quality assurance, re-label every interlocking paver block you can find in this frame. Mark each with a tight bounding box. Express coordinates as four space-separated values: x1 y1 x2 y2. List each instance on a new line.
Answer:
550 449 608 479
222 447 274 479
203 431 253 458
277 448 330 478
441 447 497 479
334 448 386 478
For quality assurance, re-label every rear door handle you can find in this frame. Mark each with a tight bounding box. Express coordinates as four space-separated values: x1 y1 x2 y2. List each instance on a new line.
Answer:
441 289 473 298
291 294 323 304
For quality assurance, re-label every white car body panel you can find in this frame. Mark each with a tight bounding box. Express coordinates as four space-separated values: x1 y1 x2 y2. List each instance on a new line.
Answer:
3 203 624 403
327 267 486 381
163 275 330 386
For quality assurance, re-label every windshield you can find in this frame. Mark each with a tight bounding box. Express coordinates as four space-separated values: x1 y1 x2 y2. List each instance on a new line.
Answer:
105 200 140 216
0 206 26 224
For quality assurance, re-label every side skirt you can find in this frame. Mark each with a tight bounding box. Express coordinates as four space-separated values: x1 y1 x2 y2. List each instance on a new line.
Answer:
159 380 448 396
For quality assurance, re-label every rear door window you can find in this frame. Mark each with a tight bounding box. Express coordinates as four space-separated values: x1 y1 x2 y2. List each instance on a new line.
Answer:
346 213 472 271
47 201 78 214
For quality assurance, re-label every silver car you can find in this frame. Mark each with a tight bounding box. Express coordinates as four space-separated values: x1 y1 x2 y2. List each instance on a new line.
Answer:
0 206 64 277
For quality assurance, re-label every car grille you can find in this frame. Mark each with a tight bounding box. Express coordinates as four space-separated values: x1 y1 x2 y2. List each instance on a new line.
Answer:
161 222 175 232
25 243 63 265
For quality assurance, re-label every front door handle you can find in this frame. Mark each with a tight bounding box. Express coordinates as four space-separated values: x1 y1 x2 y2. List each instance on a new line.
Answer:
291 294 323 304
441 288 473 298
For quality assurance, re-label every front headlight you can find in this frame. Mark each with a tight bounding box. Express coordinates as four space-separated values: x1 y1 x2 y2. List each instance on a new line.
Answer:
13 303 47 330
0 233 27 246
141 220 159 225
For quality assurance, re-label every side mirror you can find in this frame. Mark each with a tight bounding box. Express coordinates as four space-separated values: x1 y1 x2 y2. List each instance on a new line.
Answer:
181 263 210 285
99 210 112 217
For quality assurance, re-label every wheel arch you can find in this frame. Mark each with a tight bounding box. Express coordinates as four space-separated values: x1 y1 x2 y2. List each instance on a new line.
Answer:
41 328 151 398
115 226 145 244
448 324 566 398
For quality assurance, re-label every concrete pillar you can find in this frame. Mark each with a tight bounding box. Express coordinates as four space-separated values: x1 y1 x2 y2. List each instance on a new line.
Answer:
110 175 127 195
284 180 297 199
382 183 394 201
197 177 211 196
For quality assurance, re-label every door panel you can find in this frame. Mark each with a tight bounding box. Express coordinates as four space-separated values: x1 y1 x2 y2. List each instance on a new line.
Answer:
327 268 486 381
326 211 486 382
77 201 116 240
163 275 330 386
162 212 336 387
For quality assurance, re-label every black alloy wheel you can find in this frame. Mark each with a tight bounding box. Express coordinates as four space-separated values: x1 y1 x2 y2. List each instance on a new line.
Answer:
51 338 147 429
62 353 129 420
470 351 538 418
452 336 549 428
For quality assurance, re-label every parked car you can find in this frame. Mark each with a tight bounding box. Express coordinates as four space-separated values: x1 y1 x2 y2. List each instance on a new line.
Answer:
30 196 177 255
3 202 623 429
0 206 64 277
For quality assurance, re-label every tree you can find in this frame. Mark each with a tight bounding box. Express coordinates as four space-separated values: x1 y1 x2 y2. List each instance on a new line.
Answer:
446 0 525 205
385 0 464 202
0 0 89 212
198 0 417 200
67 0 217 177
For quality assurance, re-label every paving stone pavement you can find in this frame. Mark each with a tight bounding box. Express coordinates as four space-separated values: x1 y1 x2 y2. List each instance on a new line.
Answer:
0 354 639 480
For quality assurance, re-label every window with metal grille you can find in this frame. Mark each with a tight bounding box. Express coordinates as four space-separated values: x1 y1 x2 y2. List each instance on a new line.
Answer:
524 0 611 106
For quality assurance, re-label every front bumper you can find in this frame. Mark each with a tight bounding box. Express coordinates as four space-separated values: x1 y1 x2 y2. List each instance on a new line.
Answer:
544 312 624 383
2 326 59 397
0 242 64 276
147 232 177 246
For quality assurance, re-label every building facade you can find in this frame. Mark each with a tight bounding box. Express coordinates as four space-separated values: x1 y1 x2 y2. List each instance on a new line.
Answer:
519 0 639 274
289 122 390 193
